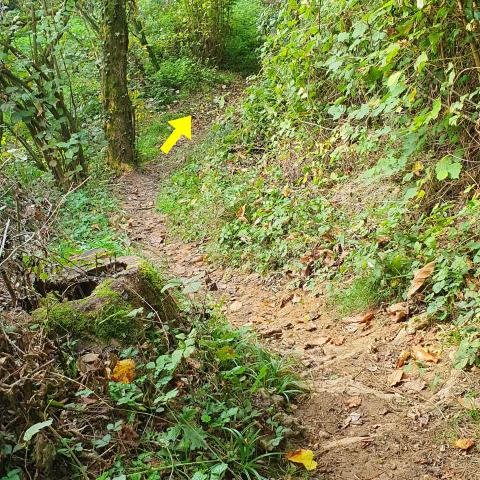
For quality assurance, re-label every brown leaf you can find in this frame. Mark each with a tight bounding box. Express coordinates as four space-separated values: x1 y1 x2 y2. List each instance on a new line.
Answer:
346 396 362 409
396 350 411 368
343 311 375 324
411 346 439 364
236 204 248 223
111 359 136 384
403 379 426 392
407 261 436 297
454 438 475 450
387 302 409 322
331 336 345 346
388 369 404 387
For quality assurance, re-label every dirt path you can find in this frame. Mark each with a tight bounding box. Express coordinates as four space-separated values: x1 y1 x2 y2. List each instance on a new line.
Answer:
116 88 480 480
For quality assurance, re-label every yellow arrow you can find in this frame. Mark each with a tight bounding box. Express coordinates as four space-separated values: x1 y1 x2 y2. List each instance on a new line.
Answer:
160 116 192 154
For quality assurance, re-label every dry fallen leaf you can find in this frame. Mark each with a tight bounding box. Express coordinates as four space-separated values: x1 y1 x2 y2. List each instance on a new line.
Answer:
111 359 136 384
407 261 435 297
411 346 440 364
387 302 409 322
388 369 404 387
236 204 248 222
454 438 475 450
285 449 318 470
346 396 362 409
343 311 375 324
396 350 411 368
402 379 426 392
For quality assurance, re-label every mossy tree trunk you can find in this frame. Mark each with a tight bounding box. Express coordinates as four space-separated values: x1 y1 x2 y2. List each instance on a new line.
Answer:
101 0 136 167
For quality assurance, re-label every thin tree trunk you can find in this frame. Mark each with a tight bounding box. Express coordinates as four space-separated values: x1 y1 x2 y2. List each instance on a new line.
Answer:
101 0 136 167
131 16 160 70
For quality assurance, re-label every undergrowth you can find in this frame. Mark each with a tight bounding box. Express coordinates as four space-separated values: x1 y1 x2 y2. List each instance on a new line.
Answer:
157 0 480 367
1 269 305 480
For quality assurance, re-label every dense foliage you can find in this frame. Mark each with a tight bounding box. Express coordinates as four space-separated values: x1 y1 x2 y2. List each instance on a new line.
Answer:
158 0 480 366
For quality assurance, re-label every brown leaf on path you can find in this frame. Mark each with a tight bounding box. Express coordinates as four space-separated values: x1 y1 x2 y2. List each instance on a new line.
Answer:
111 359 136 384
346 396 362 409
411 346 439 364
407 261 436 297
402 379 426 392
454 438 475 450
285 449 318 470
396 350 411 368
343 311 375 324
388 369 404 387
387 302 409 322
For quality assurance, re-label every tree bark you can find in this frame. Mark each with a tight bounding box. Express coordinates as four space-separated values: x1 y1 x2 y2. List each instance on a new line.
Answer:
101 0 136 167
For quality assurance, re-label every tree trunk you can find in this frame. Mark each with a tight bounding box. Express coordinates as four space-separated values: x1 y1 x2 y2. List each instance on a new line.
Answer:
101 0 136 167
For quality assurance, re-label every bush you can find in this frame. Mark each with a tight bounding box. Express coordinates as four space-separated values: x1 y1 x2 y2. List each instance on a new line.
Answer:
148 57 233 104
223 0 264 74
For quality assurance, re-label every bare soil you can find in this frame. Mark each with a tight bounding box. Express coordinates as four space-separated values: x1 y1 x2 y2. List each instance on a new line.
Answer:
116 85 480 480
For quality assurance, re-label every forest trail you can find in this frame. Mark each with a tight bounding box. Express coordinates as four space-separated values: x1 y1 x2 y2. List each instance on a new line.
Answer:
116 88 479 480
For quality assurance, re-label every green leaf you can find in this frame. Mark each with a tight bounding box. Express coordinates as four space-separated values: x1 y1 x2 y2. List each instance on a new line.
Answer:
210 463 228 480
327 104 345 120
430 97 442 120
435 156 462 181
387 71 402 89
23 419 53 441
435 157 450 180
414 52 428 73
448 161 462 179
417 0 425 8
192 473 207 480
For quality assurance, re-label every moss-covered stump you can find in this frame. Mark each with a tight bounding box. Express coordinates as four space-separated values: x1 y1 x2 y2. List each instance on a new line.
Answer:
33 257 179 342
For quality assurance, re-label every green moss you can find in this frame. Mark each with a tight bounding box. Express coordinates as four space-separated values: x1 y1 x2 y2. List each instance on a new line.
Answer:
93 279 120 299
139 262 165 298
33 290 144 342
33 295 88 336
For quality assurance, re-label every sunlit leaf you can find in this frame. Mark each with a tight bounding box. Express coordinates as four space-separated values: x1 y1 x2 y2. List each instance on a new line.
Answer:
111 359 136 384
286 449 318 470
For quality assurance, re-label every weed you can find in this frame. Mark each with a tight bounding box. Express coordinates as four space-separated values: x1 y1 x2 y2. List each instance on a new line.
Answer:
52 170 127 259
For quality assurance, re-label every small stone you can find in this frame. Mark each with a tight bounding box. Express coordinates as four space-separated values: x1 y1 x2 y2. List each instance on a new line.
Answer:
229 300 243 313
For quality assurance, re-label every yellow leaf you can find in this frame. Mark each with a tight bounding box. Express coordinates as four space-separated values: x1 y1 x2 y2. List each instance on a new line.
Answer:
285 449 317 471
111 359 136 384
454 438 475 450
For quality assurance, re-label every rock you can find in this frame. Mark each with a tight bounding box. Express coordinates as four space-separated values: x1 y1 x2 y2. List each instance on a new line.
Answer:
229 300 243 313
261 328 283 338
406 312 431 334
